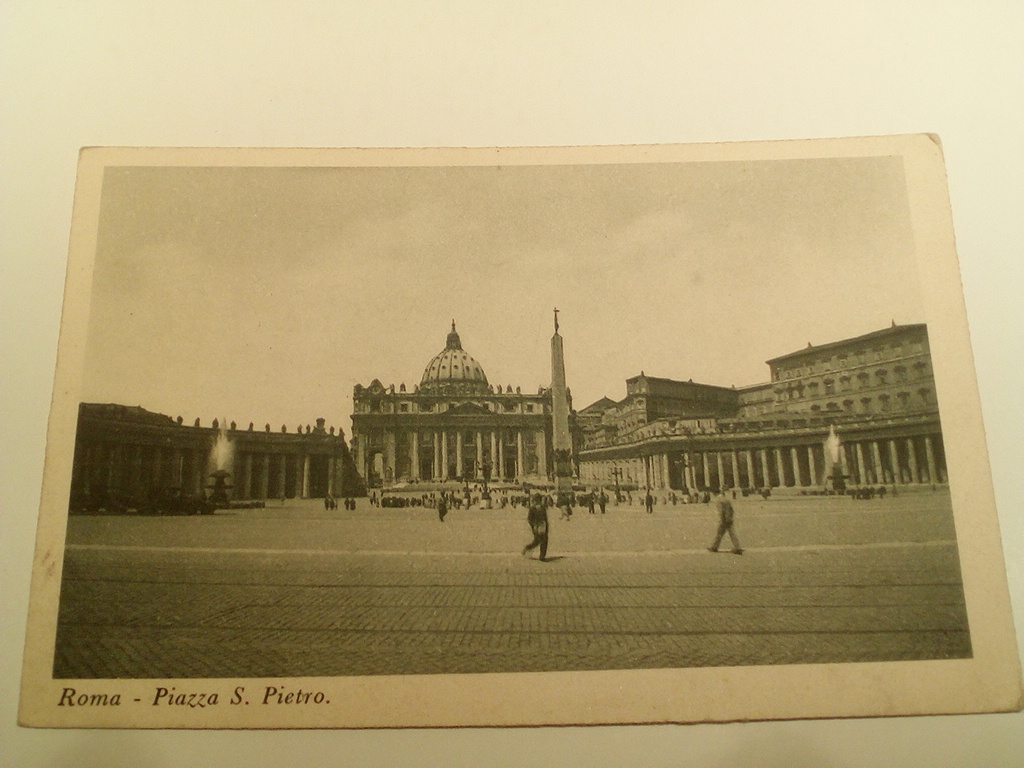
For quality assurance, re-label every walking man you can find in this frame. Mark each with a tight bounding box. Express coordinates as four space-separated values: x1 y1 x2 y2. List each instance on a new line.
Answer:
522 493 550 561
708 491 743 554
437 494 448 522
598 490 608 514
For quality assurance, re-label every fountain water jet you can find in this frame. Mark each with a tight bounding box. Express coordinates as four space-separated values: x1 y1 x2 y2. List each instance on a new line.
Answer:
822 424 847 494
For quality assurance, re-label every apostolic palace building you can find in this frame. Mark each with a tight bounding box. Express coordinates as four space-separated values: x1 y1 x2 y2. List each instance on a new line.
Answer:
577 322 947 494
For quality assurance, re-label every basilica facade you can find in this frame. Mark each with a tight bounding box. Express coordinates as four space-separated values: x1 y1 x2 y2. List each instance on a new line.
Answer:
350 323 568 487
577 323 947 493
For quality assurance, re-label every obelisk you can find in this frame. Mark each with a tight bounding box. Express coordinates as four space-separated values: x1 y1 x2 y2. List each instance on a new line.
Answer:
550 309 573 494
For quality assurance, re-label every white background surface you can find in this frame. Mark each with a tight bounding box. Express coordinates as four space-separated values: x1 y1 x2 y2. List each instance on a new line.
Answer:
2 2 1021 765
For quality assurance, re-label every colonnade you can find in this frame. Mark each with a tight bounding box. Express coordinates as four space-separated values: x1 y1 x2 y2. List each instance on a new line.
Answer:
580 433 946 491
73 441 340 501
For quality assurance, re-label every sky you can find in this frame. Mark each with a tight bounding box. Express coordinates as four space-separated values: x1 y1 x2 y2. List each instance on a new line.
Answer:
80 154 922 432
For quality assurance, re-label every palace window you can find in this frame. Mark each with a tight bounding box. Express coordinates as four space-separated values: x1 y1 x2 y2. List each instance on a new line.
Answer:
897 391 911 409
894 365 907 382
839 375 851 391
824 378 835 395
857 372 870 388
876 369 888 385
843 399 855 412
399 403 409 413
525 404 534 413
860 397 873 413
918 388 932 405
879 394 891 412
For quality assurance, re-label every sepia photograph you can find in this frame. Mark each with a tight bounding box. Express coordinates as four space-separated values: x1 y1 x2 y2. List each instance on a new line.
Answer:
19 138 1020 728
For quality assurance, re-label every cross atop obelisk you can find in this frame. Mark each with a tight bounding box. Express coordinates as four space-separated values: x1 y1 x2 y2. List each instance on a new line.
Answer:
554 307 559 334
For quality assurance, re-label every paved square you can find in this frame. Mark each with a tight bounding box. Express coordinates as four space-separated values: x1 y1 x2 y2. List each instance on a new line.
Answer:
53 491 970 678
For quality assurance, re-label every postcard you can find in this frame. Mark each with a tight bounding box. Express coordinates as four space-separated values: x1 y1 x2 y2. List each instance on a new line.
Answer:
19 137 1021 727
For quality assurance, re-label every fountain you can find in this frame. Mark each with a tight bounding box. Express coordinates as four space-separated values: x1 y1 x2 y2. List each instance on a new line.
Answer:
822 424 847 494
205 421 235 510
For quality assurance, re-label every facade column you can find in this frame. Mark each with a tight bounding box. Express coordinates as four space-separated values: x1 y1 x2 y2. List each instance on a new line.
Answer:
357 434 368 481
791 446 803 487
855 442 867 485
385 430 397 482
410 430 420 480
759 449 770 489
516 431 525 479
473 431 482 478
871 441 884 485
456 431 464 479
441 431 449 480
907 438 920 483
497 431 505 479
432 432 441 480
489 431 497 478
774 447 785 487
888 439 901 484
301 454 310 498
807 445 817 486
924 435 938 484
536 430 547 479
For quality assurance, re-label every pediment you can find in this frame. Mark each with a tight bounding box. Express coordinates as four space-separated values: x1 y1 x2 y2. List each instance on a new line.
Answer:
446 401 491 415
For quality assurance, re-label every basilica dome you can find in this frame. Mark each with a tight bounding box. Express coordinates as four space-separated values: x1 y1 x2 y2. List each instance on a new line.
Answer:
420 322 490 395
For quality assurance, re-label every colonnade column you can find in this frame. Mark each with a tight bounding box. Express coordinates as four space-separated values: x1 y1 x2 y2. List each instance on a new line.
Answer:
745 451 756 489
497 431 505 479
148 446 160 492
854 442 867 485
889 439 900 484
328 456 336 496
259 453 270 499
410 431 420 480
924 435 938 484
277 454 286 498
455 431 464 478
716 452 725 489
301 454 310 498
871 441 883 484
759 450 770 489
907 438 920 483
662 454 671 490
790 446 802 487
516 431 524 480
807 445 817 486
490 432 497 478
774 447 785 486
440 432 449 480
702 453 711 489
238 453 250 498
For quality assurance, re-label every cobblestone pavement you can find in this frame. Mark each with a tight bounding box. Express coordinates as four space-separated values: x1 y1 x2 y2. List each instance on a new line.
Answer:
53 492 971 678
